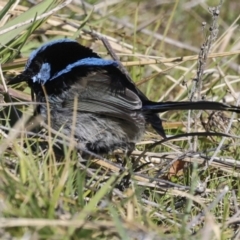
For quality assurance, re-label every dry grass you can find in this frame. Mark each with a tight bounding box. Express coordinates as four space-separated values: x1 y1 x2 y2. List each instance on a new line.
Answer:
0 0 240 239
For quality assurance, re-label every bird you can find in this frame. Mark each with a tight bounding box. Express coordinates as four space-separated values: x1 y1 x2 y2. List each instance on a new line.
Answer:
7 38 240 154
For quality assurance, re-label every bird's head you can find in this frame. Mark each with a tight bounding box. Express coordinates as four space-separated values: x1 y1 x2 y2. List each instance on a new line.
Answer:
8 39 118 95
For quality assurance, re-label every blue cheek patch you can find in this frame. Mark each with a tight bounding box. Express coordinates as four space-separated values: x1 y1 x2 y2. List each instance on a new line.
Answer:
31 58 119 84
32 62 51 84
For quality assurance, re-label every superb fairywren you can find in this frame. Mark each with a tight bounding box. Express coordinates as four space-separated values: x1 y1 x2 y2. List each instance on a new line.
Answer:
8 39 240 154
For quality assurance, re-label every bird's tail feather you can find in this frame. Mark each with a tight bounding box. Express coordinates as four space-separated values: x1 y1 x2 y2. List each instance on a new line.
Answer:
143 101 240 113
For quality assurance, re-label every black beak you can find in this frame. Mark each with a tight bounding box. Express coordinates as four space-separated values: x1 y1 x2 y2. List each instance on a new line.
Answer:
8 72 29 85
8 71 35 102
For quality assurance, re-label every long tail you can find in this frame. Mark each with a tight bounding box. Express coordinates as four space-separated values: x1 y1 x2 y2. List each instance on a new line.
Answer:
142 101 240 113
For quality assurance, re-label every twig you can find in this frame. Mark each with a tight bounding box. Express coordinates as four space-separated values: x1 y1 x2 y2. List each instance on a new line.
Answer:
188 1 222 151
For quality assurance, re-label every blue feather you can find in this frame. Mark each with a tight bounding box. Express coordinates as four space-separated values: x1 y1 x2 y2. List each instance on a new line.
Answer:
28 38 119 84
50 57 118 82
32 62 51 84
31 57 118 84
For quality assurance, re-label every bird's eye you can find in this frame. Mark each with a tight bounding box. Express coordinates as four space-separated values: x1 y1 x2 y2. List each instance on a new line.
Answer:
29 58 43 75
33 62 41 73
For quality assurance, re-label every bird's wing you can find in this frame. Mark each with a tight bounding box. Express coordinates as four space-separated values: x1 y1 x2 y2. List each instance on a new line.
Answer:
60 72 143 123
